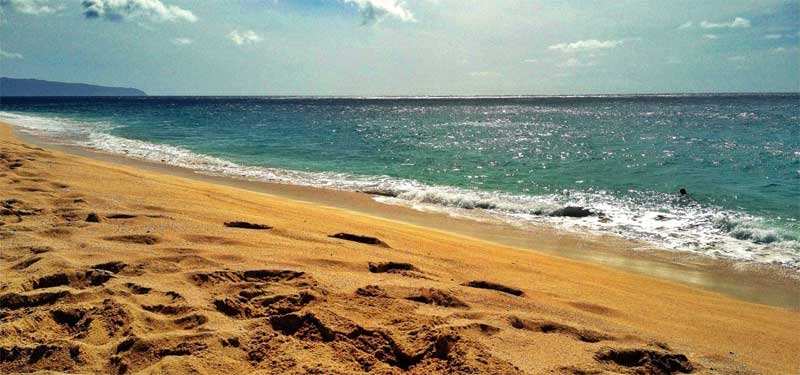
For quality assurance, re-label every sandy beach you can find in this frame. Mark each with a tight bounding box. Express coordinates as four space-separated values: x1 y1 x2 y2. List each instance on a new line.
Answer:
1 122 799 374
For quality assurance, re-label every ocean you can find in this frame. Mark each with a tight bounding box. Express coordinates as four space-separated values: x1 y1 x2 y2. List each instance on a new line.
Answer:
1 94 798 270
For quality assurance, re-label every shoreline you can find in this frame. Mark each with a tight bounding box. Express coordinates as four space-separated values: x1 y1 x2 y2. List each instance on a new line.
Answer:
1 123 798 374
12 125 800 310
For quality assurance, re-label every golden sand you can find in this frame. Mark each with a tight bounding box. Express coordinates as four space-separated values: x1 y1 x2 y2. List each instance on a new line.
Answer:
1 124 798 374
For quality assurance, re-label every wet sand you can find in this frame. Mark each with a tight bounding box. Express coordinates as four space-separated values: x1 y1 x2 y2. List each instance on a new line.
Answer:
1 123 799 374
16 128 800 310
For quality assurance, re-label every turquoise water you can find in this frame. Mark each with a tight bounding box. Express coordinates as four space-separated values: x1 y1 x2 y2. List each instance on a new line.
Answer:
1 95 798 268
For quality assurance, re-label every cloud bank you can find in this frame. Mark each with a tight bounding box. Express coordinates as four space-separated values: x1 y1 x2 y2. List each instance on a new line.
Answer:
548 39 623 53
81 0 197 22
343 0 415 24
228 30 262 45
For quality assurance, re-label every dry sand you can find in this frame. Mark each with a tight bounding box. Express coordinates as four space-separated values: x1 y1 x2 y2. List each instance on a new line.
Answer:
1 124 798 374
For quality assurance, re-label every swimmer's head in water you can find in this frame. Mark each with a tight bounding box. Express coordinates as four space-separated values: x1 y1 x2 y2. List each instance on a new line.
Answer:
680 188 687 195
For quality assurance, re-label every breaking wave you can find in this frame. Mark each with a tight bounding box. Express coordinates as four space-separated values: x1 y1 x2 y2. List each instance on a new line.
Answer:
2 110 798 270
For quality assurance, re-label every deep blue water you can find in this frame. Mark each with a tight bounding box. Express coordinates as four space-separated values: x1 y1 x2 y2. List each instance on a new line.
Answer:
1 94 798 268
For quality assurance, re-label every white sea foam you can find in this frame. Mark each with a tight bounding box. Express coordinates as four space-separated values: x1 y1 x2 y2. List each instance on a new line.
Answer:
2 111 798 271
0 111 90 135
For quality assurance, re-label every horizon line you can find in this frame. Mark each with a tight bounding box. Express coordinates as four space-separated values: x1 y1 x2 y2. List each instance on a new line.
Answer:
2 77 798 98
2 92 799 99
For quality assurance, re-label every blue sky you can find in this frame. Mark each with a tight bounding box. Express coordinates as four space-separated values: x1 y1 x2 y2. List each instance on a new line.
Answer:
1 0 798 95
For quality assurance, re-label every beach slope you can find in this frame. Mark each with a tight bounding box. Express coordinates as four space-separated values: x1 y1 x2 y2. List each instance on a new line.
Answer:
0 124 797 374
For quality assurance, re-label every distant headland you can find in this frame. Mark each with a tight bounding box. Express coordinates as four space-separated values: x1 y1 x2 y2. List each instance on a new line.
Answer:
0 77 146 97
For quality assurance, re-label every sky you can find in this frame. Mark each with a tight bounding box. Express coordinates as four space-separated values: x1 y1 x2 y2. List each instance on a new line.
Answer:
0 0 798 95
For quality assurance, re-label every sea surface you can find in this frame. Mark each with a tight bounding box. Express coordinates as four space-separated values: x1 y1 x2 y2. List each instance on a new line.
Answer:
1 95 798 270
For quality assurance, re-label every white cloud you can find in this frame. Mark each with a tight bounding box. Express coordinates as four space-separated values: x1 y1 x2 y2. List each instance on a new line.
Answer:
81 0 197 23
677 21 692 29
703 34 719 40
548 39 623 53
343 0 415 24
229 30 262 46
729 17 751 28
171 37 192 45
700 17 750 29
0 0 61 15
0 47 23 59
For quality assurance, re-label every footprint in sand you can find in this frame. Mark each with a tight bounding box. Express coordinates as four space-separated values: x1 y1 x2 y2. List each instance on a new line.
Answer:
106 213 138 219
92 261 128 274
224 221 272 230
507 316 612 343
191 269 319 319
0 290 71 310
182 234 242 246
31 269 114 290
173 313 208 329
329 232 389 247
368 261 418 273
368 261 431 279
11 256 43 270
103 234 161 245
594 347 693 374
462 280 524 297
405 288 469 308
